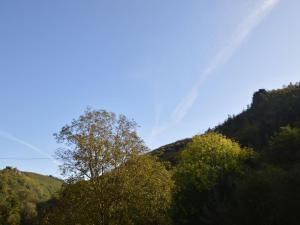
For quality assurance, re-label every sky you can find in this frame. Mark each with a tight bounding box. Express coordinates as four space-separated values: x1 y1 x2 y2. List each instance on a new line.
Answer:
0 0 299 176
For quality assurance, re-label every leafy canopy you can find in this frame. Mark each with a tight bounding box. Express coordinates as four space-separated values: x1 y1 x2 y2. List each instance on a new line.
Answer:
172 133 255 225
266 126 300 166
49 109 172 225
174 133 254 188
54 108 148 180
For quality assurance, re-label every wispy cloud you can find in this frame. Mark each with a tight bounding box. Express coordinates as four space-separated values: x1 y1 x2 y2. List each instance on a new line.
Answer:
149 0 280 145
0 130 59 165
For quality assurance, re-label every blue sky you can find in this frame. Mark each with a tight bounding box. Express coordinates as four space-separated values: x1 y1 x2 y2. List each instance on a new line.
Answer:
0 0 299 176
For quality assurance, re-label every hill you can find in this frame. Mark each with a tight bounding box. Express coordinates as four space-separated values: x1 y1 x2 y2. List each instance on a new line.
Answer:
152 82 300 163
0 167 63 225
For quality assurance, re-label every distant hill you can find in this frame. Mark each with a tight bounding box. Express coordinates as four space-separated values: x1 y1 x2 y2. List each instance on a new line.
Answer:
152 82 300 163
0 167 63 225
151 138 191 165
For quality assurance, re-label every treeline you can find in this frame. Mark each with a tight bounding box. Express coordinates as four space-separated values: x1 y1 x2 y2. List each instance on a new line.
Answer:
1 82 300 225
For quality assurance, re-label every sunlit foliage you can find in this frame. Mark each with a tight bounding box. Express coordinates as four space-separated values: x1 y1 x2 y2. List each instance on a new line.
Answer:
40 109 173 225
171 133 255 225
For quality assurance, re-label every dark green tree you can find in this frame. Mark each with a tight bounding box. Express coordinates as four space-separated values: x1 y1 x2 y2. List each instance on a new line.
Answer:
226 165 300 225
265 126 300 167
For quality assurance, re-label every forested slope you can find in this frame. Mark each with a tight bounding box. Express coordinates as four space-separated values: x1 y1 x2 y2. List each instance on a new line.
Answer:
1 82 300 225
152 82 300 162
0 167 62 225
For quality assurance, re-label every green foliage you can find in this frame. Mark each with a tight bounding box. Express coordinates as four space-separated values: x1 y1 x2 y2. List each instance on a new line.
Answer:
171 133 254 225
215 83 300 149
0 168 62 225
54 108 148 181
226 165 300 225
265 126 300 167
40 156 173 225
223 125 300 225
153 83 300 164
2 82 300 225
45 109 172 225
151 138 191 165
110 155 173 225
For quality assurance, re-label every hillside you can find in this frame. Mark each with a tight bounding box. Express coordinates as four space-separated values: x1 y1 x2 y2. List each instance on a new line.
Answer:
152 82 300 163
1 82 300 225
0 167 63 225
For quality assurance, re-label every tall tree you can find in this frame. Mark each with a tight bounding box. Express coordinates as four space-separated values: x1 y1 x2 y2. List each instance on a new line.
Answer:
53 108 172 225
55 108 148 180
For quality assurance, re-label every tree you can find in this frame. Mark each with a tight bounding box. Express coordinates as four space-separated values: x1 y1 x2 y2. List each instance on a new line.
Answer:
265 126 300 167
172 133 255 225
109 155 173 225
53 108 172 225
38 182 96 225
55 108 148 180
41 155 173 225
226 165 300 225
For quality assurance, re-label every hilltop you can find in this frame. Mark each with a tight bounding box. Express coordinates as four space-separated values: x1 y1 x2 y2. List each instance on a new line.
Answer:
152 82 300 163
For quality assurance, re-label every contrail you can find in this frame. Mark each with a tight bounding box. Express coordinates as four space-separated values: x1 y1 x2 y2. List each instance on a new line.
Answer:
0 130 59 165
149 0 280 143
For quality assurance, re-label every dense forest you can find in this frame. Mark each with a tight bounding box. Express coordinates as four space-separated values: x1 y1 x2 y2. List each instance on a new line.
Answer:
1 82 300 225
